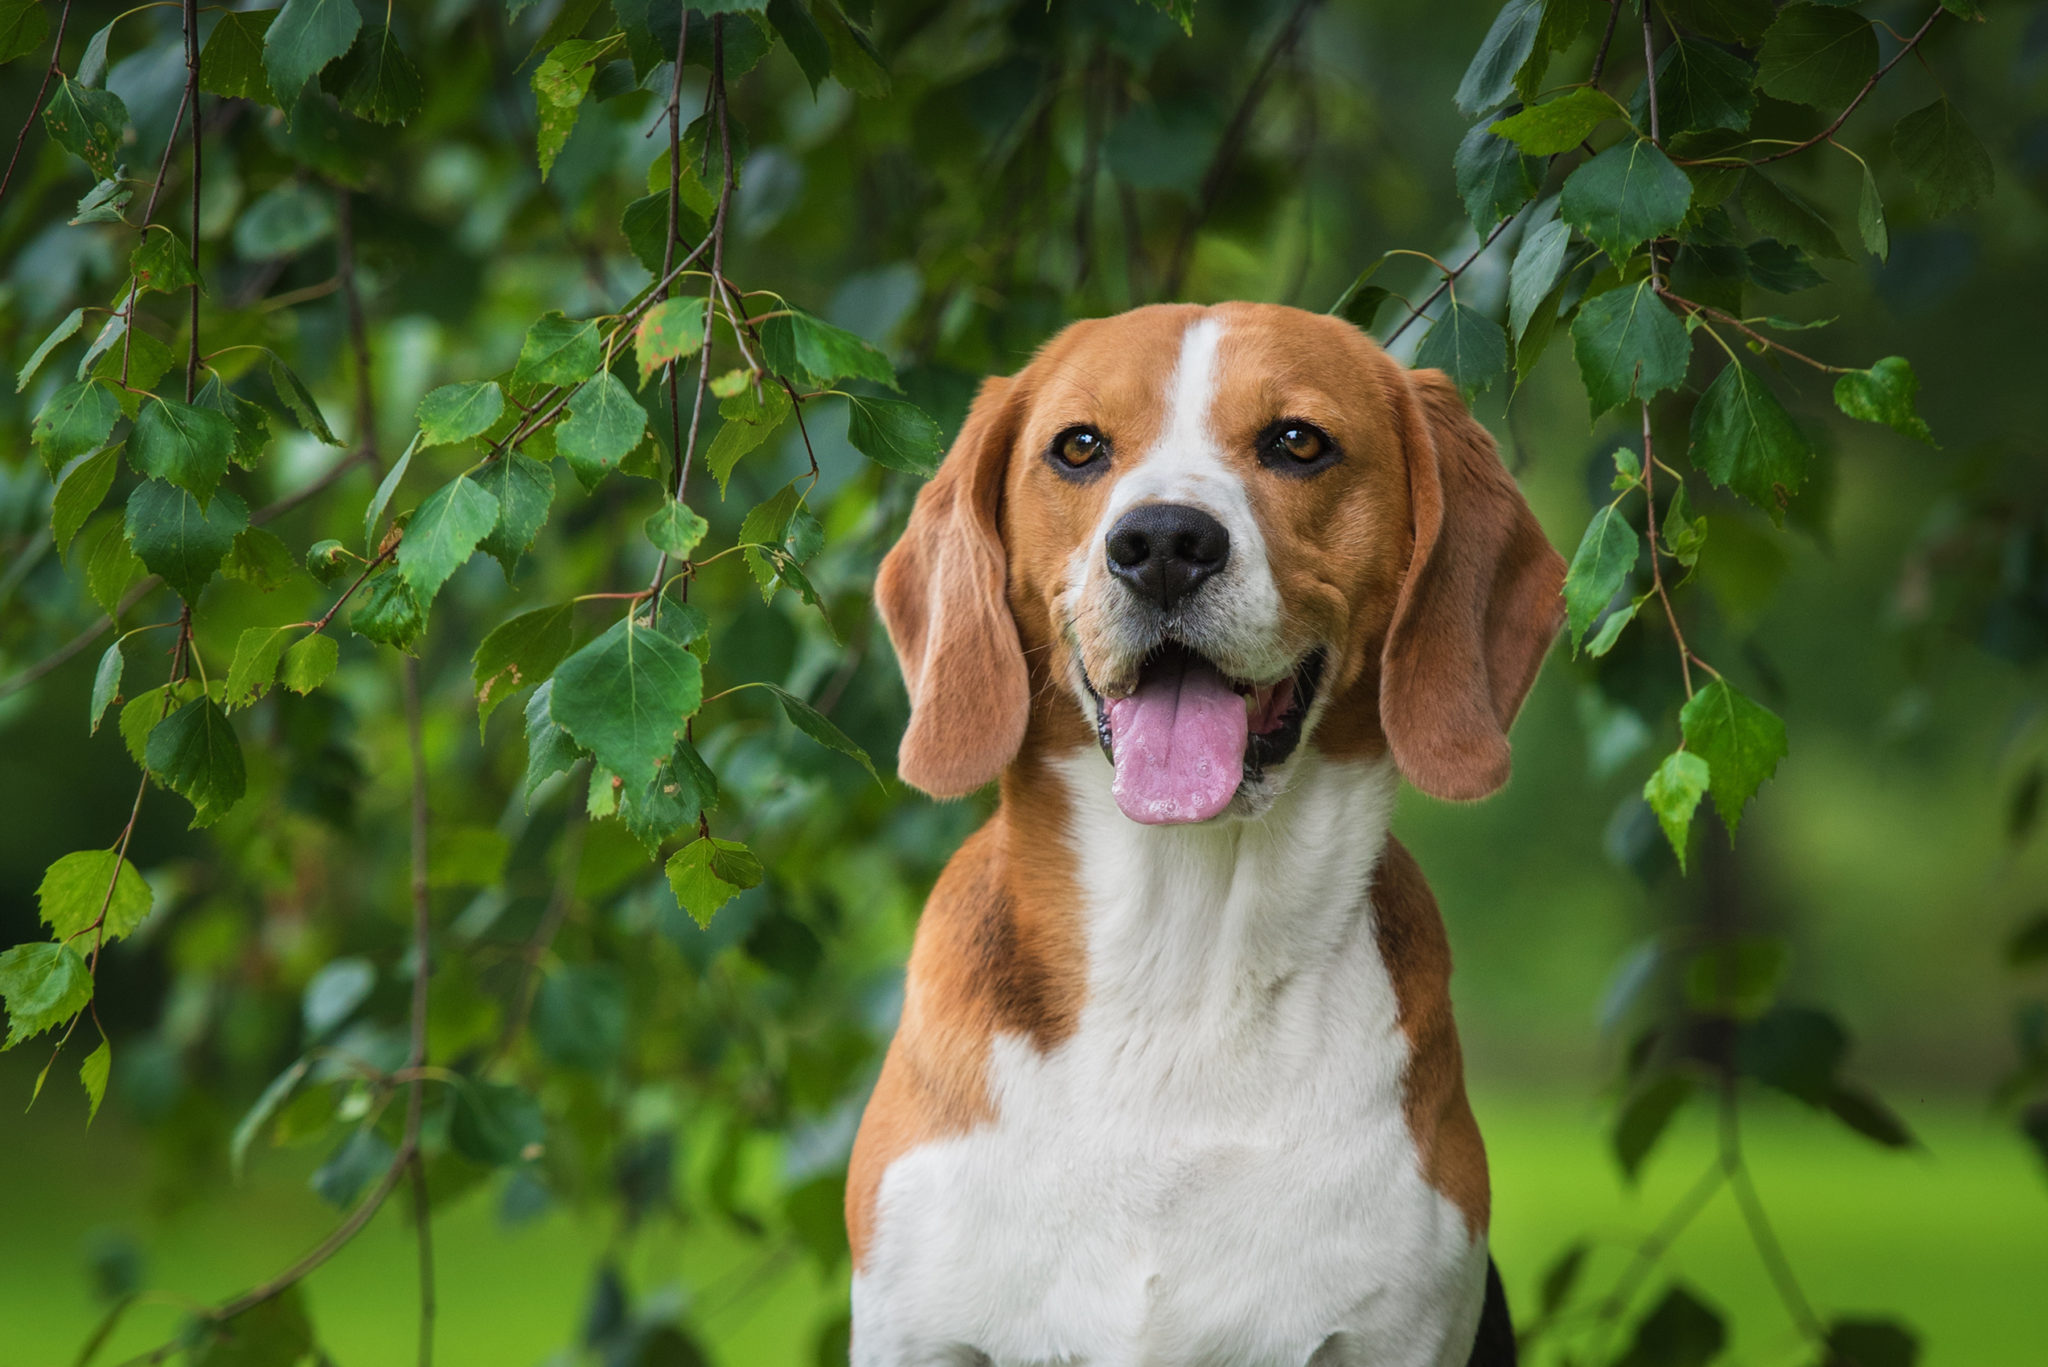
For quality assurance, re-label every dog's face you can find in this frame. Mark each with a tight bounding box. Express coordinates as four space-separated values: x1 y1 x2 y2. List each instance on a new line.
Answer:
877 302 1565 822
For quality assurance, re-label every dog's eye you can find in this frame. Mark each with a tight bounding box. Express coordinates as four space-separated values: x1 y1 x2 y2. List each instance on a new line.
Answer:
1053 426 1108 469
1270 424 1330 463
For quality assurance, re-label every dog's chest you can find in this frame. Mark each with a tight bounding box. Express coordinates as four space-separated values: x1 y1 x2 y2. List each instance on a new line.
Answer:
852 760 1488 1367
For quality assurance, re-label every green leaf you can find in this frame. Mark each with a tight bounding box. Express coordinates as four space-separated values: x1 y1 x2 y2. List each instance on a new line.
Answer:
761 308 897 389
235 182 336 260
556 371 649 485
1757 5 1876 112
1454 0 1544 117
477 452 557 576
263 0 362 108
1455 118 1541 233
1615 1284 1724 1367
1584 598 1638 657
1489 88 1623 156
1645 750 1710 871
1685 935 1789 1018
815 4 889 98
1826 1081 1915 1150
126 481 249 603
512 312 602 390
89 640 124 734
549 616 704 792
199 8 279 105
1509 217 1569 344
1659 0 1774 44
1688 361 1812 524
225 626 295 708
279 634 338 694
194 374 272 469
532 39 599 179
1563 503 1640 649
146 698 247 827
338 24 422 126
622 190 708 275
33 380 119 474
42 76 127 178
352 572 425 651
265 351 340 444
845 393 944 477
130 397 234 506
1822 1320 1921 1367
533 965 627 1071
768 0 831 91
53 445 120 557
1330 256 1392 329
417 381 505 447
1412 302 1508 401
188 1286 314 1367
222 527 299 592
618 738 719 853
473 603 574 732
1614 1074 1694 1181
362 433 413 547
1647 38 1756 136
0 942 94 1049
0 0 49 65
524 681 584 800
131 228 199 294
37 849 153 941
120 684 194 766
80 1038 111 1124
665 836 763 927
1892 98 1995 219
1678 678 1787 835
1833 357 1933 445
85 516 145 618
1560 138 1692 264
450 1079 545 1166
705 382 792 491
1741 171 1845 262
1856 163 1888 262
645 501 709 559
70 175 131 224
1569 280 1691 417
18 307 83 391
634 297 706 388
767 684 879 782
397 474 499 608
311 1129 393 1208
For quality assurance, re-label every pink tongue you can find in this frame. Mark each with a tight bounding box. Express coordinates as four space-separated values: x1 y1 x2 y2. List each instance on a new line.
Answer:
1104 656 1248 825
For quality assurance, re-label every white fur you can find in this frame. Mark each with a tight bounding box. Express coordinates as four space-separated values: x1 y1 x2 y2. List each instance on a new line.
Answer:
1063 315 1296 691
851 753 1488 1367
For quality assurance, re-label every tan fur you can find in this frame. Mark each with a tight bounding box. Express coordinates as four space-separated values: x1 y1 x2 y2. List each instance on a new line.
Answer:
851 303 1562 1269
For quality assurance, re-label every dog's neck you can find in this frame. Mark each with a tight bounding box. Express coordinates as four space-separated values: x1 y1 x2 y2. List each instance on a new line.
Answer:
1040 747 1400 1026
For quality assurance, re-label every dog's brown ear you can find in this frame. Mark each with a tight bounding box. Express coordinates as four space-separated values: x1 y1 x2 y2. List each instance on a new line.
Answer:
875 376 1029 798
1380 368 1566 801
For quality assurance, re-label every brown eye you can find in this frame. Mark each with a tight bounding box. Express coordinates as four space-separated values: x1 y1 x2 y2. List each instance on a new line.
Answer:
1054 426 1108 469
1275 425 1328 462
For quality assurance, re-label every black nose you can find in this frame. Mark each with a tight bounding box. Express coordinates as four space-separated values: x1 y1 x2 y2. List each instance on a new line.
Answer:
1105 503 1231 610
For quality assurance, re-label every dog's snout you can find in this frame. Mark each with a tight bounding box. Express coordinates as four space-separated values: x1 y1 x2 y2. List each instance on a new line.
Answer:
1105 503 1231 611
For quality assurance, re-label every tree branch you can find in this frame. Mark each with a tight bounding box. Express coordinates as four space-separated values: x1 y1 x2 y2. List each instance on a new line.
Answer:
0 0 75 206
1161 0 1318 298
336 188 380 472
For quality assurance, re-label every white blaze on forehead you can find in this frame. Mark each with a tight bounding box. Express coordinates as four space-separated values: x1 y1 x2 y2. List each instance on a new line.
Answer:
1105 314 1233 519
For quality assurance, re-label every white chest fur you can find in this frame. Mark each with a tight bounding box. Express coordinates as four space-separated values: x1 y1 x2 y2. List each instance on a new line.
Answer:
852 755 1489 1367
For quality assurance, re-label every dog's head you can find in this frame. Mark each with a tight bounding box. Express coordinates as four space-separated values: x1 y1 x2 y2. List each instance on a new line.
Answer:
876 302 1565 824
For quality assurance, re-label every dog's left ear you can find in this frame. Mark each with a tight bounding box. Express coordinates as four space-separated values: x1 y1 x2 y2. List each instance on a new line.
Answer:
1380 368 1566 801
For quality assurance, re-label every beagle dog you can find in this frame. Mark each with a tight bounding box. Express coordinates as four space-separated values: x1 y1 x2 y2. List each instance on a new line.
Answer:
848 302 1566 1367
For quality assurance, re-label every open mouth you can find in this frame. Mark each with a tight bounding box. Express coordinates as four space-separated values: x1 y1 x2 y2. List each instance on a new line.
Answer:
1082 643 1327 826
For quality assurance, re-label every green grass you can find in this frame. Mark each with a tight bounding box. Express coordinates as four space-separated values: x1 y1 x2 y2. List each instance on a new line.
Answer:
2 1081 2041 1366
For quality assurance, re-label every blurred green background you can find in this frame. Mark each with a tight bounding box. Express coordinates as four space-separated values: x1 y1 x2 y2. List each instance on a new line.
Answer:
3 0 2046 1363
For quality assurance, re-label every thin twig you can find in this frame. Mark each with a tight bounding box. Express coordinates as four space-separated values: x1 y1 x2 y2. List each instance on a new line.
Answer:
1656 288 1846 374
1162 0 1318 298
1640 405 1694 698
0 0 75 205
409 1156 435 1367
1587 0 1623 86
1381 212 1520 347
1719 1086 1828 1344
401 659 434 1366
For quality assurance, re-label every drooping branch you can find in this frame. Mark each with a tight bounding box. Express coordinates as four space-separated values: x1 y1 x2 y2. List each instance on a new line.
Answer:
0 0 75 205
183 0 200 402
335 189 380 471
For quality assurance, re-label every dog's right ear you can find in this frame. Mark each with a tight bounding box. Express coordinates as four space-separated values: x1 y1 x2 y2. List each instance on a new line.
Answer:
875 376 1029 798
